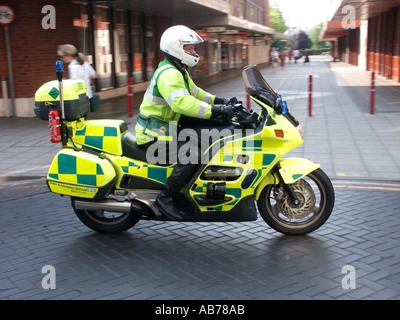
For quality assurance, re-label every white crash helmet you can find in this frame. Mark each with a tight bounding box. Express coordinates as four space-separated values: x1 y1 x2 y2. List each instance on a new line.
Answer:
160 25 204 67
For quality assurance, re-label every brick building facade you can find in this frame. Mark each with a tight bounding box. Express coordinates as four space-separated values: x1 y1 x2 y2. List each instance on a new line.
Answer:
0 1 75 116
0 0 276 117
320 0 400 82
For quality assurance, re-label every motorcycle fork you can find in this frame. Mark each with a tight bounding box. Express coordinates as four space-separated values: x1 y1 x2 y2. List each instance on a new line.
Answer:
273 163 300 205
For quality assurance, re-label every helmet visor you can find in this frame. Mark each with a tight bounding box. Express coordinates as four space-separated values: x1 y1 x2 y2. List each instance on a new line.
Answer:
181 30 204 45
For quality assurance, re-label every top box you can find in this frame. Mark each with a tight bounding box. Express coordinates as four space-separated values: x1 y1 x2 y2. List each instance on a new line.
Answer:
34 79 91 121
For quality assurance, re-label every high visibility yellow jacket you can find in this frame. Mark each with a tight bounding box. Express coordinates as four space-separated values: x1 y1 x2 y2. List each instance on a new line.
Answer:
135 59 217 145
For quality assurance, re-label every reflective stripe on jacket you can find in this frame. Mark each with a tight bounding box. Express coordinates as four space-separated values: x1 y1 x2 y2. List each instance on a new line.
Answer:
135 59 216 145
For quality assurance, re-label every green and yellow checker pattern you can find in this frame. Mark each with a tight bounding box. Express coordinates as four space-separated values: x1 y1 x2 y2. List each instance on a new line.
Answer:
47 148 116 198
191 132 282 212
110 156 175 186
207 134 277 169
72 120 124 155
241 138 277 169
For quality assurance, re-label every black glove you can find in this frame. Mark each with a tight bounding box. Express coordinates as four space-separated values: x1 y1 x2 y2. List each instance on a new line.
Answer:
214 96 230 105
228 96 238 105
211 105 235 120
214 96 238 105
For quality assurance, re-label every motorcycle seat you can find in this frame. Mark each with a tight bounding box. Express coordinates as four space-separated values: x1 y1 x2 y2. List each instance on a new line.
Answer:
121 132 149 163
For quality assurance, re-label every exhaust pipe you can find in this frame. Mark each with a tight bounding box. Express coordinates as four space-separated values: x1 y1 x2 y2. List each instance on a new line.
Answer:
73 199 135 214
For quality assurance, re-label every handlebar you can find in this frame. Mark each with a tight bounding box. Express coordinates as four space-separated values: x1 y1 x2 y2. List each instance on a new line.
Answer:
220 94 299 129
230 95 299 129
225 96 238 106
232 102 259 129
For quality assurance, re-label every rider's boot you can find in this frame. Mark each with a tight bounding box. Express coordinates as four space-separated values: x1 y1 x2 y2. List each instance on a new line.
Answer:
154 163 199 220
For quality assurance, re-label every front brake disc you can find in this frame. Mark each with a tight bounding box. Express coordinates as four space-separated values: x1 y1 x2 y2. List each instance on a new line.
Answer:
276 180 316 219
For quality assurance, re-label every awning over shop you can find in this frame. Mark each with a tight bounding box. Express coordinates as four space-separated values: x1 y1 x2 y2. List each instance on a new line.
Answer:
320 0 400 41
91 0 279 40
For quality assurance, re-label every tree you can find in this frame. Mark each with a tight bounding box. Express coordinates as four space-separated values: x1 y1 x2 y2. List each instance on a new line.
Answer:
288 30 311 50
269 5 288 49
269 5 288 34
308 22 331 50
297 31 312 50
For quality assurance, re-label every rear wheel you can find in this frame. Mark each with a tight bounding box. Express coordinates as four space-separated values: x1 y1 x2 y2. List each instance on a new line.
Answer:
257 168 335 235
73 206 140 234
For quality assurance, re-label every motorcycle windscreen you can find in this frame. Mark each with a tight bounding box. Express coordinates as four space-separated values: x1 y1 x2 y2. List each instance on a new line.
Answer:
242 65 278 108
47 148 116 199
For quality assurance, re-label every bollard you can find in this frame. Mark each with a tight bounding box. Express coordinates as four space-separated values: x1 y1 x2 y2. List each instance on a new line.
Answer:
127 77 134 118
1 75 11 118
308 74 312 117
370 71 375 115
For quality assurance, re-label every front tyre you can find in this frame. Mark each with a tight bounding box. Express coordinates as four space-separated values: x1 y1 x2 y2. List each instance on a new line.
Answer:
73 204 140 234
257 168 335 235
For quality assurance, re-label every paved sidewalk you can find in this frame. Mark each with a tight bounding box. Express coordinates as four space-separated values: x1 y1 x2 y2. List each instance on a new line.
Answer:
0 55 399 182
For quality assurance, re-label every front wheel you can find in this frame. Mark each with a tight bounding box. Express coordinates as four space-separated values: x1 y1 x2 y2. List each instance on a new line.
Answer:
257 168 335 235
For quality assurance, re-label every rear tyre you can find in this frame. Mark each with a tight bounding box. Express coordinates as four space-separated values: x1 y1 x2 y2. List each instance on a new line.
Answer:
73 206 140 234
257 168 335 235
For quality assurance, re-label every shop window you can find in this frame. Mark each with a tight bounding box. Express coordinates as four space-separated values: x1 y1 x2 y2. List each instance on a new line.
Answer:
73 2 93 58
228 43 235 69
192 42 207 78
93 5 113 90
242 44 248 66
235 43 242 68
73 2 95 93
131 12 144 83
114 9 129 87
207 38 220 75
145 15 156 80
221 35 237 71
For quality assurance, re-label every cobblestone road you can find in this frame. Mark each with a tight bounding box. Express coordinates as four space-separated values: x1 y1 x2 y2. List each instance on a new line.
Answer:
0 179 399 300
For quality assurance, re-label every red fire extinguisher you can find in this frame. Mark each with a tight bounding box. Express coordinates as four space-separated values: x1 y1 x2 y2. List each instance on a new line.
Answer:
48 109 61 143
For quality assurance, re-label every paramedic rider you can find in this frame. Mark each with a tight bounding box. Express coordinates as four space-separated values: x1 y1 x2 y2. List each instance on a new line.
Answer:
135 25 235 221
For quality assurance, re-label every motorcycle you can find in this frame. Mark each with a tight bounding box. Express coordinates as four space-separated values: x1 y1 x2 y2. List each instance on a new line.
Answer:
34 61 334 235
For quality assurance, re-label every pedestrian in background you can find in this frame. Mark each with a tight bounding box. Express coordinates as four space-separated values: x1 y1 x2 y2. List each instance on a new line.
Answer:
57 44 78 77
304 49 310 65
57 44 99 111
270 48 278 72
293 48 300 64
288 50 293 63
279 49 286 68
